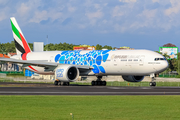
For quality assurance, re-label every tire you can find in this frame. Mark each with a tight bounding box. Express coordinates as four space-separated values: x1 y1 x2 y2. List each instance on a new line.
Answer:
95 81 98 85
152 82 156 86
58 81 61 86
97 81 101 85
91 81 95 86
102 81 106 86
149 82 156 87
54 81 58 85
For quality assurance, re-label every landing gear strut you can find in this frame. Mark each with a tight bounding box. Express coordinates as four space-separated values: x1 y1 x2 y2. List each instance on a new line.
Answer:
91 76 106 86
54 80 69 86
149 74 156 87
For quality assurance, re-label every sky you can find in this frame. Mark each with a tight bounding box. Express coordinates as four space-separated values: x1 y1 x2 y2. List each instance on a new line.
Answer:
0 0 180 51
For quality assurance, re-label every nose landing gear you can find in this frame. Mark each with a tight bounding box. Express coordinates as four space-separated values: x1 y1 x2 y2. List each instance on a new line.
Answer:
150 74 156 87
91 76 106 86
149 81 156 86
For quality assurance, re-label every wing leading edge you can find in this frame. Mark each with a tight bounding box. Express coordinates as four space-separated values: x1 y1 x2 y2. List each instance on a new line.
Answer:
0 57 93 72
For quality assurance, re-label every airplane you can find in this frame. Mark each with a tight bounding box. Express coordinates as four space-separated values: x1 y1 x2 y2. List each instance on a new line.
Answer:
0 17 168 86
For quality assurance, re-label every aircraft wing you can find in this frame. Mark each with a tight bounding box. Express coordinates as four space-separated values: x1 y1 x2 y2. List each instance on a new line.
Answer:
0 57 93 70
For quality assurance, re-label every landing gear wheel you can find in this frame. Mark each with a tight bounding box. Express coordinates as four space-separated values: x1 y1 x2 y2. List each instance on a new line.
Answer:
97 81 101 85
149 82 156 86
58 81 61 86
91 81 95 86
102 81 106 86
91 76 107 86
54 81 58 85
66 82 69 86
63 82 70 86
150 74 156 87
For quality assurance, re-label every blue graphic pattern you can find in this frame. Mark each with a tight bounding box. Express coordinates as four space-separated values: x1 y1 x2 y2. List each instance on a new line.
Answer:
55 50 110 74
56 69 64 77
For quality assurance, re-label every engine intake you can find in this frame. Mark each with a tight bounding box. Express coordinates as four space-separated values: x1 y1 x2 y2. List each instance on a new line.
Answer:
68 67 78 80
122 75 144 82
55 65 79 82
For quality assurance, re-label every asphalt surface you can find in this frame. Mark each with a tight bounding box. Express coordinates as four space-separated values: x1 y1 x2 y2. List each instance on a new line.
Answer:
0 84 180 95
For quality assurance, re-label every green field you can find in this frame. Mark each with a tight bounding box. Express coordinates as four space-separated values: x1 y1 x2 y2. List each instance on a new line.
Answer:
0 96 180 120
1 79 180 87
71 81 180 87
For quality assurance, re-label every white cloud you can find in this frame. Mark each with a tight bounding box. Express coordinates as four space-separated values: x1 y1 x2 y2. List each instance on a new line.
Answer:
114 24 127 33
102 20 107 24
138 9 157 19
0 7 9 22
17 3 30 16
112 6 124 17
0 0 9 5
68 6 76 12
165 0 180 16
0 12 7 22
94 4 101 9
78 24 86 29
152 0 159 3
29 10 62 23
119 0 136 3
2 0 180 34
29 10 48 23
86 10 103 19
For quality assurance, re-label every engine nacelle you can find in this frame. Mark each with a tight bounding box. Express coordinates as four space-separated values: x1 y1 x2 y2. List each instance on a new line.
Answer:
55 65 79 82
122 75 144 82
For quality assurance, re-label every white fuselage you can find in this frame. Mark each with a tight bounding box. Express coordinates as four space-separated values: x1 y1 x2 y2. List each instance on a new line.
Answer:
11 50 168 76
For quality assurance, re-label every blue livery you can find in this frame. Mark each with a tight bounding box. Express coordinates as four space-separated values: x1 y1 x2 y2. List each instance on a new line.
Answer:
54 50 110 74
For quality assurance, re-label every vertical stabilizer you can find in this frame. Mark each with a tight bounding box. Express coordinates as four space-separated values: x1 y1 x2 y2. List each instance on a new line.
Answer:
10 17 31 54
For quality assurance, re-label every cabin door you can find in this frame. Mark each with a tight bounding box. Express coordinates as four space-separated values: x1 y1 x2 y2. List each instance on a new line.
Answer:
139 57 144 66
49 56 54 62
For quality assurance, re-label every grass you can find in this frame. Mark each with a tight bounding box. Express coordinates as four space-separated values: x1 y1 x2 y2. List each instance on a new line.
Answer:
0 96 180 120
6 73 24 77
1 78 180 87
71 81 180 87
0 78 53 84
1 77 180 87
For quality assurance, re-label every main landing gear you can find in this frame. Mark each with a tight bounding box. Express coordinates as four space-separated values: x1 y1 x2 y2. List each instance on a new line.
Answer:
149 74 156 87
54 80 69 86
91 76 106 86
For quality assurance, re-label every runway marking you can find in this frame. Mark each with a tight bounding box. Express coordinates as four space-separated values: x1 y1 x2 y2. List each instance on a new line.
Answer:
0 92 180 94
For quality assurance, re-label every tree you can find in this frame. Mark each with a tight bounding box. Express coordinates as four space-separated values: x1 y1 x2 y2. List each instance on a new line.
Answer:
96 44 102 50
103 45 112 50
28 43 33 50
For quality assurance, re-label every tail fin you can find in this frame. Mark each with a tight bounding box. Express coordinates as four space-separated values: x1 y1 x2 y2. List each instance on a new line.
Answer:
10 17 31 54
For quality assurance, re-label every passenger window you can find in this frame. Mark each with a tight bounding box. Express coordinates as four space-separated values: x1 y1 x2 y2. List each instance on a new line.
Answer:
128 59 132 61
121 59 127 61
134 59 138 61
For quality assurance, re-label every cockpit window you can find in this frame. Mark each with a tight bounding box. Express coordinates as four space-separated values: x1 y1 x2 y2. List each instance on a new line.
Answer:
154 58 166 61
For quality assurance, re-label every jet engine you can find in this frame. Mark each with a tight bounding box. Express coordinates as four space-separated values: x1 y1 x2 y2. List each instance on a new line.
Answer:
55 65 79 82
122 75 144 82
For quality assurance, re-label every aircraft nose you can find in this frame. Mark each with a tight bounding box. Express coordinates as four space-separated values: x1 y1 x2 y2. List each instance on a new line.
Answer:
155 60 169 73
161 60 169 71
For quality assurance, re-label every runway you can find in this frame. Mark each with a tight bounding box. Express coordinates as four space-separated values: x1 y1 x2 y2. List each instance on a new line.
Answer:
0 85 180 95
